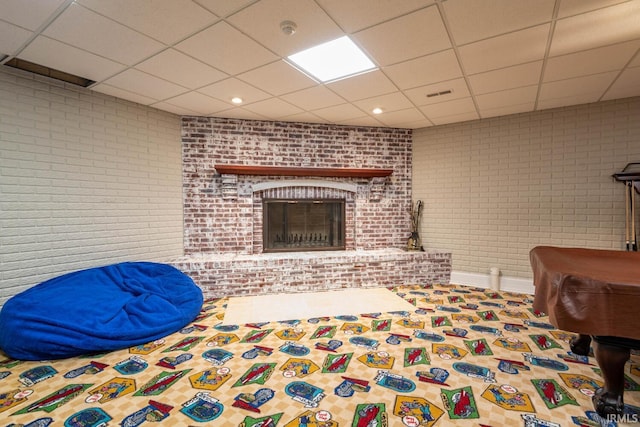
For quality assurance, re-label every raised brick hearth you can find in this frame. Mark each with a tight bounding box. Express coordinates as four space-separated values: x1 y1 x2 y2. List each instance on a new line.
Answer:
175 117 451 296
171 249 452 299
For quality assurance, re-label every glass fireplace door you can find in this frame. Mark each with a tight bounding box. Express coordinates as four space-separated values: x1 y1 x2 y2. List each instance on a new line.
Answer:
263 199 345 252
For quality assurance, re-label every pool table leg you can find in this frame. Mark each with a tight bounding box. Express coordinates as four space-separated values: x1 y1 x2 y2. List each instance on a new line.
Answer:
592 340 629 416
569 333 592 356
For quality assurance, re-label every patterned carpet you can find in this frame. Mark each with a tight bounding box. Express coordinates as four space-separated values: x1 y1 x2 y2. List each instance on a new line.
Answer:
1 282 639 426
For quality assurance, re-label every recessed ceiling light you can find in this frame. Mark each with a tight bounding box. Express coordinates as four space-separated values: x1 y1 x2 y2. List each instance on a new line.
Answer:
287 36 377 83
372 107 383 115
231 97 243 104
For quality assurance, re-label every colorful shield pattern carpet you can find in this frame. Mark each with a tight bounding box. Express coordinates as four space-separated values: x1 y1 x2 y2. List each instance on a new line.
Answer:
1 282 639 426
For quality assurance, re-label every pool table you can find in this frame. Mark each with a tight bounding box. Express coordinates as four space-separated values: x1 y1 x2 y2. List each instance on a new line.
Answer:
530 246 640 417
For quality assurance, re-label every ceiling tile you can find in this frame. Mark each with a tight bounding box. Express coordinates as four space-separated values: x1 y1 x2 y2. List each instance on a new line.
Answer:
352 6 451 66
42 3 164 66
404 78 471 106
198 77 271 105
237 60 316 96
0 21 33 56
100 68 189 100
281 86 345 111
458 24 550 75
337 115 384 127
163 91 230 114
557 0 630 19
397 118 434 129
216 107 269 121
480 102 535 119
443 0 555 45
537 93 604 110
150 101 199 116
375 108 426 127
135 49 227 90
544 40 640 82
475 86 538 110
279 111 327 124
326 70 397 101
227 0 343 57
92 83 157 105
353 92 413 115
19 36 126 81
316 0 434 33
194 0 257 18
242 98 303 118
601 66 640 100
468 61 543 95
430 110 479 125
384 49 462 90
176 21 278 75
312 103 368 122
0 0 67 31
76 0 219 45
539 71 619 101
551 1 640 56
420 97 477 118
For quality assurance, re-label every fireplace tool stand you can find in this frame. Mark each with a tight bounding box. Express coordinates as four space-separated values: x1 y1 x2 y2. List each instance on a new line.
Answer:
407 200 424 251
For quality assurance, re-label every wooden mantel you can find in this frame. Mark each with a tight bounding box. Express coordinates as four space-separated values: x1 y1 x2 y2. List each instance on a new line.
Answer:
214 164 393 178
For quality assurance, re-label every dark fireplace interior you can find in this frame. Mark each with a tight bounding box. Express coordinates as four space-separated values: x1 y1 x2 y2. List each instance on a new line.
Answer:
263 199 345 252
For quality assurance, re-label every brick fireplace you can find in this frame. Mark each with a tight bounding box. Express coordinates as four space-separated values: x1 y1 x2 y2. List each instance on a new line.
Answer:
171 117 451 298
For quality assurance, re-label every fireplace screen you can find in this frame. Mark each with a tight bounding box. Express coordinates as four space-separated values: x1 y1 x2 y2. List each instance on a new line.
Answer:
263 199 345 252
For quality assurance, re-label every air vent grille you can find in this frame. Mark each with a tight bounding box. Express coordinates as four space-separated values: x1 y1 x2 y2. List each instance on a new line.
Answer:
426 89 452 98
4 58 95 87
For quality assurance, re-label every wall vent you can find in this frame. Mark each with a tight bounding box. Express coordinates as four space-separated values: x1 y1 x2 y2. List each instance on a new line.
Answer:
4 58 95 87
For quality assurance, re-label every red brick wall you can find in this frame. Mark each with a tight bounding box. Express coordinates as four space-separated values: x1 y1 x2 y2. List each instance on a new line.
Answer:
182 117 413 254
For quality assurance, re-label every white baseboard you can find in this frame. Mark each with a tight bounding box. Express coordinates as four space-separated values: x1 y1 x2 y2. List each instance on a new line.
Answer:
450 271 534 295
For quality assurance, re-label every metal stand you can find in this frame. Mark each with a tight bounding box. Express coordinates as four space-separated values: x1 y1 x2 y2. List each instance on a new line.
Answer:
613 163 640 251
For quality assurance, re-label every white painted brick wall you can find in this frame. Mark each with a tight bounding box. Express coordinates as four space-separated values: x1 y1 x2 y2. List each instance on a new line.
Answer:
3 64 638 302
0 67 184 305
413 97 640 279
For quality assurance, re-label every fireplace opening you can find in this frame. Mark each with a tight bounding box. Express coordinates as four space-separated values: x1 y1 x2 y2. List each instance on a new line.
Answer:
263 199 345 252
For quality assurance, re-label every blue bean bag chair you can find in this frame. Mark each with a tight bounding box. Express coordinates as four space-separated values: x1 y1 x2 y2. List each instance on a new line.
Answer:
0 262 203 361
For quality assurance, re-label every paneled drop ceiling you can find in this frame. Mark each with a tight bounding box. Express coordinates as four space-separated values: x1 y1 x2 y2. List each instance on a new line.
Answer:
1 0 639 128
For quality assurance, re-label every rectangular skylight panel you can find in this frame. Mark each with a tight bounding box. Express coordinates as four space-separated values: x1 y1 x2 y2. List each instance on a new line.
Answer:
287 36 376 83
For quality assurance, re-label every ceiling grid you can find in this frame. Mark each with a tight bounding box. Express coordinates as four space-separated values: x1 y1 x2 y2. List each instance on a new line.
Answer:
0 0 637 128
